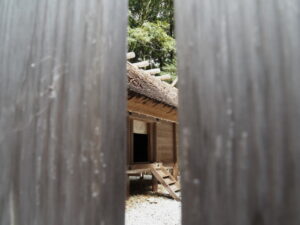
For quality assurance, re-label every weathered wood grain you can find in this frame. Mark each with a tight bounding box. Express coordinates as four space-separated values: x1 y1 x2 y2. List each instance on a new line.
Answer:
175 0 300 224
0 0 127 224
156 122 175 164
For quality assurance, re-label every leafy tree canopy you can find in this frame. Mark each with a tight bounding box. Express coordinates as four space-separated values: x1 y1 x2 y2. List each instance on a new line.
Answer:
128 0 176 81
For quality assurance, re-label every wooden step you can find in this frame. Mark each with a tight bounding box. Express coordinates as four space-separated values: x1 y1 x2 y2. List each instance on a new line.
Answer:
157 170 169 178
170 185 180 193
150 164 181 201
164 178 176 185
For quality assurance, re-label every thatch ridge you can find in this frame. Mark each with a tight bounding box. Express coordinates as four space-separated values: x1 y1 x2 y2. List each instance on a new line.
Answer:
127 62 178 108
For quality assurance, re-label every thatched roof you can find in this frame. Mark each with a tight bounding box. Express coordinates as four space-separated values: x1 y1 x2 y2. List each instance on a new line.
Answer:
127 62 178 108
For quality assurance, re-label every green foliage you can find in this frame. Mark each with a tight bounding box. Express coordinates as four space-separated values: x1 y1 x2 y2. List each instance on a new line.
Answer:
162 60 177 79
129 0 174 30
128 21 175 66
128 0 176 81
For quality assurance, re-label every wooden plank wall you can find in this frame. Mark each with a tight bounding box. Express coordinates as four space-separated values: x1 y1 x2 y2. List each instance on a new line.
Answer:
0 1 127 225
148 122 156 163
127 118 133 164
156 122 175 164
176 0 300 225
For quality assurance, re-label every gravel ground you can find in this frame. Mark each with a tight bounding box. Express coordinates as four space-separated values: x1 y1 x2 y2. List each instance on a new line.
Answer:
125 176 181 225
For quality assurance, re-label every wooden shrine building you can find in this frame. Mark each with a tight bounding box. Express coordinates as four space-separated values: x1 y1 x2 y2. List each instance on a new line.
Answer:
126 60 181 200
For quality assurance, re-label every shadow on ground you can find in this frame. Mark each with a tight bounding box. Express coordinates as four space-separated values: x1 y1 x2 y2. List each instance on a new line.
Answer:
128 175 172 199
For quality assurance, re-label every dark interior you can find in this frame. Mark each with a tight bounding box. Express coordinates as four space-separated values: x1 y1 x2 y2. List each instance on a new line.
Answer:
133 134 149 163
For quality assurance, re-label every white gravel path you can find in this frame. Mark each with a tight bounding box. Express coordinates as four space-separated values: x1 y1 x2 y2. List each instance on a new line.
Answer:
125 189 181 225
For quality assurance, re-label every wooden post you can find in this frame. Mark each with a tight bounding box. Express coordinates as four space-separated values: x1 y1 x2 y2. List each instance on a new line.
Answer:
152 177 158 193
127 175 130 200
172 124 179 180
176 0 300 224
153 123 157 162
0 1 127 225
152 122 158 192
128 119 134 164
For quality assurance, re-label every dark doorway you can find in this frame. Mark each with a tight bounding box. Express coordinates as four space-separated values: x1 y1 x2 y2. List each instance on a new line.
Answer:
133 134 149 163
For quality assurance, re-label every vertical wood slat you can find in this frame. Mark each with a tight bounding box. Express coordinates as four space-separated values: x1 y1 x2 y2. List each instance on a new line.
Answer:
172 123 177 163
175 0 300 225
148 123 154 162
127 118 132 165
149 123 152 162
128 119 134 164
0 1 127 225
153 123 157 162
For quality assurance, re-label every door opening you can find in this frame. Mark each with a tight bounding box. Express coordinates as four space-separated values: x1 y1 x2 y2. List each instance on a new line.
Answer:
132 120 150 163
133 133 149 163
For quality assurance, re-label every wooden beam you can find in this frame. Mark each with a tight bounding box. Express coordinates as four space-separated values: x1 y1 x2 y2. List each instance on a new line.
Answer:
133 60 150 68
128 111 159 123
129 163 159 170
127 52 136 59
171 77 178 87
145 68 161 75
157 74 172 81
129 111 179 125
129 114 157 123
127 168 151 175
128 96 177 122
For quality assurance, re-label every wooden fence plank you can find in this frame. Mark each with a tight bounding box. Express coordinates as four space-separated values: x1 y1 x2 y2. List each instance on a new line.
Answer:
0 0 127 224
175 0 300 224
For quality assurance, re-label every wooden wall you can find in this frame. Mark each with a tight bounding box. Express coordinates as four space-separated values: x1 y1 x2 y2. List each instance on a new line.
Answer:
176 0 300 224
156 122 176 165
127 115 177 166
0 1 127 225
